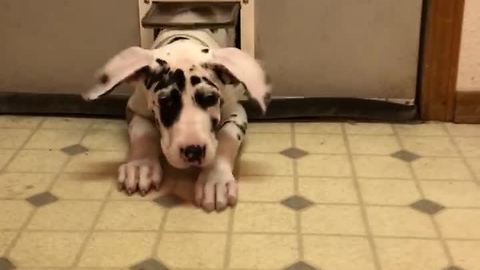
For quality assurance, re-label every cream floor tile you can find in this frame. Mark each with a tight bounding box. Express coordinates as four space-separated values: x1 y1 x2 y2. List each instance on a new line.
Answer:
296 134 347 154
10 232 87 267
165 206 230 232
303 235 375 270
301 205 365 235
6 150 68 173
454 137 480 157
359 179 420 205
412 158 473 180
447 240 480 270
467 158 480 178
299 177 358 204
353 156 412 179
238 153 293 176
0 201 33 230
0 116 43 128
24 129 84 149
90 119 127 130
348 135 400 155
400 136 459 157
65 151 125 173
27 201 102 231
79 232 156 267
345 123 394 135
0 232 16 255
0 150 15 170
375 238 448 270
51 173 113 200
394 123 447 136
421 181 480 207
233 203 296 233
95 201 165 231
41 117 93 130
366 206 436 237
436 209 480 239
446 123 480 137
297 155 352 177
0 129 33 149
228 234 298 269
82 129 129 151
242 133 291 153
0 173 55 199
294 122 343 134
237 176 294 202
247 122 291 133
157 233 226 269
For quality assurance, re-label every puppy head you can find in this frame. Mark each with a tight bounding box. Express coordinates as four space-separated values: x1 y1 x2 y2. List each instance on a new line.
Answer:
83 41 271 169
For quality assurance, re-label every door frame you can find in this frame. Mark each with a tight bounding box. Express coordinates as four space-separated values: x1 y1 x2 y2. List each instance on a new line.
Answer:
419 0 465 121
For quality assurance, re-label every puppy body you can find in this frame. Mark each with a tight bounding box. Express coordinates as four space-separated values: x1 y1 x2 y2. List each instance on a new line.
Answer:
83 9 271 211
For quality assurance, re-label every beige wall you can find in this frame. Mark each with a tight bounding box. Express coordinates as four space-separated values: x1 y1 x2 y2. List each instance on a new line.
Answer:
0 0 140 95
457 0 480 92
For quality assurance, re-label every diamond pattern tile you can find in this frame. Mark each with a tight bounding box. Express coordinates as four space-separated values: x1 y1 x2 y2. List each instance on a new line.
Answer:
26 191 59 207
131 258 169 270
391 150 421 162
280 147 309 160
410 199 445 215
285 261 318 270
154 194 183 208
61 144 88 156
0 257 15 270
281 195 314 211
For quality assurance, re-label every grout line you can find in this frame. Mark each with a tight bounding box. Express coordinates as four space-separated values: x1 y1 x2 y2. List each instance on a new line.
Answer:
392 124 455 265
150 206 171 260
291 123 304 261
222 207 236 269
3 119 94 259
441 123 479 185
341 123 383 270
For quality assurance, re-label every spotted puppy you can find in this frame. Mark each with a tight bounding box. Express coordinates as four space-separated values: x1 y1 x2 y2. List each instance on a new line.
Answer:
82 11 271 212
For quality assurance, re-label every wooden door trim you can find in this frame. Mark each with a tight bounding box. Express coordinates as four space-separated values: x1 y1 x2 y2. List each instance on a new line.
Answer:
419 0 465 121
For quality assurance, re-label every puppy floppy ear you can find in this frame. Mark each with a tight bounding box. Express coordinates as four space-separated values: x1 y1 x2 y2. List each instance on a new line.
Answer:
205 48 272 114
82 46 155 101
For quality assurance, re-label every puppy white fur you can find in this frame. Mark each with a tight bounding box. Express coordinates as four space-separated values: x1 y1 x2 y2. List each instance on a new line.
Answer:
83 8 271 211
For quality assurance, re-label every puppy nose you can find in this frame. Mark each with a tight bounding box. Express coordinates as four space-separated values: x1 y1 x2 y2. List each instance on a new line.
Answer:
181 145 206 163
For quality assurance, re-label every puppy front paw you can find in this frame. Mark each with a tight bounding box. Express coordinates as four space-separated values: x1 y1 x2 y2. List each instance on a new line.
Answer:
118 158 162 196
195 162 237 212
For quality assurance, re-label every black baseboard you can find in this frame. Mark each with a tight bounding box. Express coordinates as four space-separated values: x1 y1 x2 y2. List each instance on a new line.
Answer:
0 92 418 122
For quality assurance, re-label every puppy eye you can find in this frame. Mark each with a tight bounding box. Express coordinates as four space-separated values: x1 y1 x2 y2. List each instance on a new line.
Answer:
195 92 219 109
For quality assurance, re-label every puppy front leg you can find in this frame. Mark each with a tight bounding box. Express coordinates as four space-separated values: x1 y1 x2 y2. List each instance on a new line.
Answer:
195 104 247 212
118 115 162 195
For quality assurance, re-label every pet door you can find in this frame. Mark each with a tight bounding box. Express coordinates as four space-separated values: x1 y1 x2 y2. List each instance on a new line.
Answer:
139 1 241 48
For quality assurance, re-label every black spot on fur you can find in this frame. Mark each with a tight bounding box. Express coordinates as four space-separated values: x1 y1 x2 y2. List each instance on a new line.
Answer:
230 114 238 118
190 76 201 86
203 63 240 85
146 67 186 93
99 74 109 84
159 90 183 128
210 117 219 132
167 37 189 44
189 65 196 72
194 91 219 110
202 77 218 90
201 48 209 53
237 134 242 141
219 120 246 134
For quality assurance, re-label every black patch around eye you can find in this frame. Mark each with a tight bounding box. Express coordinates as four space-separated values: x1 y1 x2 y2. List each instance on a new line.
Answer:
194 92 219 110
159 90 183 128
201 77 218 90
99 74 109 84
148 68 186 93
201 48 209 53
173 69 186 91
190 76 201 86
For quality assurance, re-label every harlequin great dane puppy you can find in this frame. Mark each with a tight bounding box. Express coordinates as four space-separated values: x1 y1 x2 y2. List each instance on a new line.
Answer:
82 9 271 212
